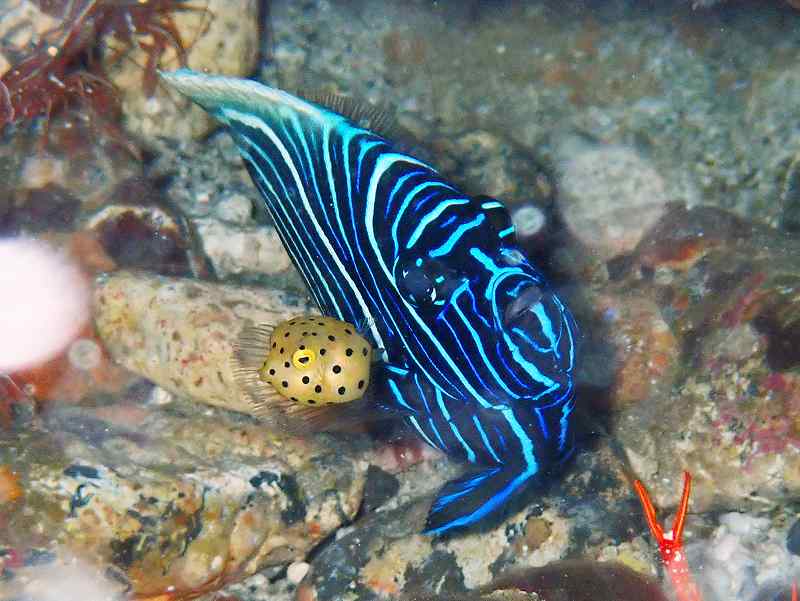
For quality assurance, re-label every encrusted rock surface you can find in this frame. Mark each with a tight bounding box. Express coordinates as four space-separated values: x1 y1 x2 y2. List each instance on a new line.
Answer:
94 271 315 416
0 400 369 599
611 205 800 514
303 439 657 601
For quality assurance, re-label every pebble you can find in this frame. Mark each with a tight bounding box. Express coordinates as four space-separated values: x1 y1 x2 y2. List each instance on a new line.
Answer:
215 193 255 225
511 204 546 239
194 219 292 278
556 138 670 263
287 561 310 584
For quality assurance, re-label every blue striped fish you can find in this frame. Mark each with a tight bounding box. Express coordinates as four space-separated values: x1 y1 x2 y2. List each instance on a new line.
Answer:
161 69 578 535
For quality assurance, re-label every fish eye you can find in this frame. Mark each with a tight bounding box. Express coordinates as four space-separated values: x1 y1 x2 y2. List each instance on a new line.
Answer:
292 348 316 369
395 254 460 309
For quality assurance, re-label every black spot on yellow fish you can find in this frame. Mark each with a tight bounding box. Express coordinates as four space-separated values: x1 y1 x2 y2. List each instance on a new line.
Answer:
315 385 322 393
302 376 310 384
333 365 341 374
338 386 346 395
346 348 353 357
328 335 336 342
358 380 365 389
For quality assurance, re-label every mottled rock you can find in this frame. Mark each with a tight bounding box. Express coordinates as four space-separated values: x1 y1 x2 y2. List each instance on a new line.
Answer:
194 218 292 278
0 400 368 598
306 438 655 600
615 205 800 512
94 271 315 416
693 512 800 601
555 139 671 263
105 0 261 144
586 293 680 411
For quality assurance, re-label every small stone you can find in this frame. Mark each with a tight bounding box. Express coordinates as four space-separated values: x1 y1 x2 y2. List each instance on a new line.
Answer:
67 338 102 371
585 293 679 411
194 219 292 278
20 155 65 189
215 193 255 225
556 138 670 263
287 561 310 584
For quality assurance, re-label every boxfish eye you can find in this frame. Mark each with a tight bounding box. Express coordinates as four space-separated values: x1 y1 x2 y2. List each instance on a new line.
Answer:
292 348 316 369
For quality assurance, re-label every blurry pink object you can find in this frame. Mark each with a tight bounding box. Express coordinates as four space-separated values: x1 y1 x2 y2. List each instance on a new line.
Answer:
0 238 90 372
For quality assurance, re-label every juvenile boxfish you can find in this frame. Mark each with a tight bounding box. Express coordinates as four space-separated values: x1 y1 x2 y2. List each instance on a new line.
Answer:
162 69 578 535
233 315 374 429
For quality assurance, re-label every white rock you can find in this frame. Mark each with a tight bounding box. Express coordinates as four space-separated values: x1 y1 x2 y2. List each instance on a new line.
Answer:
556 139 670 262
286 561 310 584
215 193 255 225
195 219 292 278
511 204 546 238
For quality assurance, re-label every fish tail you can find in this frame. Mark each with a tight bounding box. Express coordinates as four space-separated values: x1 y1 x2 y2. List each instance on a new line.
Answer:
423 463 538 536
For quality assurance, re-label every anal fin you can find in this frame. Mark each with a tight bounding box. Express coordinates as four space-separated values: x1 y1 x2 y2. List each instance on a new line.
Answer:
423 463 537 536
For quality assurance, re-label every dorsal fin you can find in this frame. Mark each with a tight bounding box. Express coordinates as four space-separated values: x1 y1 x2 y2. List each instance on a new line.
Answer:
298 89 401 141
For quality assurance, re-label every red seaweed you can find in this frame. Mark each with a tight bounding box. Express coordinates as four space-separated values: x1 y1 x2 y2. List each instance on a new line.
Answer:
0 0 207 154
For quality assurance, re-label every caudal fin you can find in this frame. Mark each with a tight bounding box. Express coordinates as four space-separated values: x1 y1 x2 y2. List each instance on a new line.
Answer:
423 464 537 535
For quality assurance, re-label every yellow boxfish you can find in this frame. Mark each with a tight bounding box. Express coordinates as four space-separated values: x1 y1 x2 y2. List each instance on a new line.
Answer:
233 315 374 430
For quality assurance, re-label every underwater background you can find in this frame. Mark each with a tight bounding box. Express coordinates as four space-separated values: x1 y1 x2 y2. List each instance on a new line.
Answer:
2 1 800 600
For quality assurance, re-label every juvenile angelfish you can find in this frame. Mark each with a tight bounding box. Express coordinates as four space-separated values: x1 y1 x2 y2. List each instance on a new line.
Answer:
233 315 372 427
164 69 578 535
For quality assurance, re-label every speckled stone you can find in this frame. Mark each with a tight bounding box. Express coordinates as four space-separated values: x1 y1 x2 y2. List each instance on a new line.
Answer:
0 401 369 598
93 271 315 416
